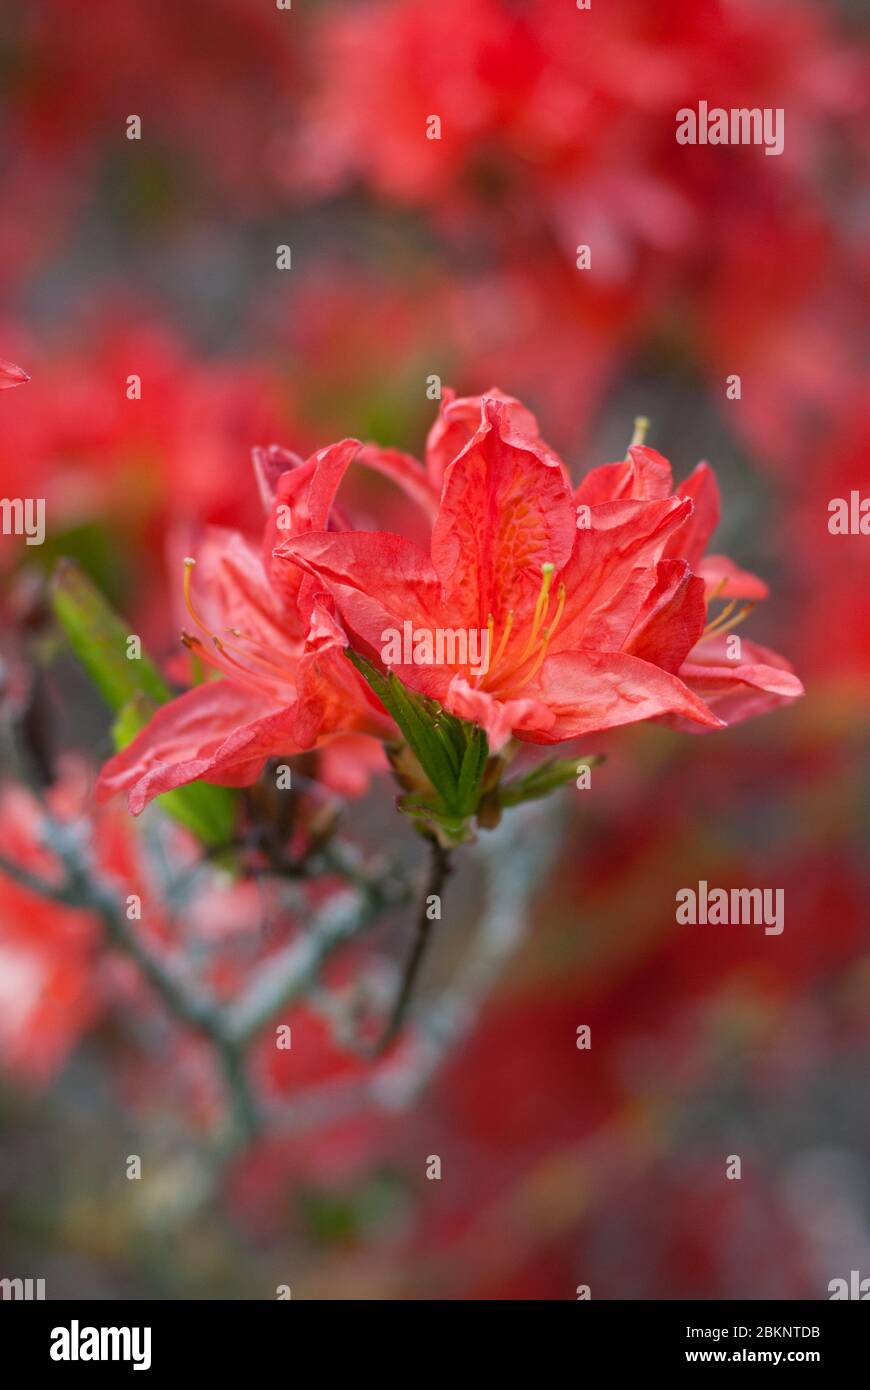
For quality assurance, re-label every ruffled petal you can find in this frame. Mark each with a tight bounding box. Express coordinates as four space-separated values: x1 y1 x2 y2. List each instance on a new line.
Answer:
431 396 576 631
425 387 543 492
523 648 725 742
698 554 769 600
575 444 674 505
262 438 361 605
277 528 443 657
676 635 804 727
625 560 708 674
95 681 299 813
556 496 693 651
446 675 555 752
662 460 720 569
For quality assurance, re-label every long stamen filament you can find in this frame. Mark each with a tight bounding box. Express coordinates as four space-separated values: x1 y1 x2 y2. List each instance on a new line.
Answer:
182 558 212 640
548 582 566 641
703 598 741 638
705 602 755 641
225 628 299 683
521 563 556 659
182 557 291 692
181 629 261 689
491 608 515 670
523 626 553 684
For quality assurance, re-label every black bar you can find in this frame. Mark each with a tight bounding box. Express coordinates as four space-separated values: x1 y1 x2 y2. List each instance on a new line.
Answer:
0 1299 865 1374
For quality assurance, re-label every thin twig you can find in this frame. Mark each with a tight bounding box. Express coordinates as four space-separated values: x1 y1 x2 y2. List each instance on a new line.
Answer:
225 879 402 1045
263 799 564 1131
0 809 414 1149
371 836 453 1055
0 852 73 906
1 818 258 1144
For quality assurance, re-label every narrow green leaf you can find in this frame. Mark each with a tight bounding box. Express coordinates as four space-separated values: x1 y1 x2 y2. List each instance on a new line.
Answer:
457 726 489 815
51 559 170 710
499 754 605 807
346 650 459 809
51 560 236 850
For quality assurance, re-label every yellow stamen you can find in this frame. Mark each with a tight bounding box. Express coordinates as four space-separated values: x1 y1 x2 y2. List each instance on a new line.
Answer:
223 631 299 683
491 608 515 670
521 563 556 658
705 602 755 641
702 597 738 638
523 626 553 685
180 626 253 686
474 611 497 688
181 557 291 692
182 557 210 639
548 582 567 642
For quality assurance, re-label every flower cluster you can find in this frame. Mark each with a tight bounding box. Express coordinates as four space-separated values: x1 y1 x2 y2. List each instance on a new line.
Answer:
97 391 802 829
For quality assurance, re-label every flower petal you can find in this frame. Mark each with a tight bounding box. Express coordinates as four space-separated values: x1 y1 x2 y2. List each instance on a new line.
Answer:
262 438 361 604
446 675 555 753
96 681 299 813
425 387 544 492
662 460 720 569
293 597 395 746
625 561 708 673
699 554 769 600
677 635 804 726
184 526 295 655
524 648 725 741
251 443 305 514
575 444 674 505
277 529 443 656
355 443 440 519
556 496 693 651
431 396 576 630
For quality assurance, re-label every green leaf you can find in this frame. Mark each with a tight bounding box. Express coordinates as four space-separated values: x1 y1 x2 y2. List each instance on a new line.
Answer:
346 650 491 830
113 695 237 849
499 754 605 807
52 559 236 850
457 725 489 816
51 559 170 710
346 650 459 808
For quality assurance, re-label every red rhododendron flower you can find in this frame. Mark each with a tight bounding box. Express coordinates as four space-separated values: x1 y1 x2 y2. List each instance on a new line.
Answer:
283 392 802 753
96 440 403 814
98 389 802 813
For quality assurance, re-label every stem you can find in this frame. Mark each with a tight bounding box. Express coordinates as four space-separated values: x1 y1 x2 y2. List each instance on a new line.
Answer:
0 813 413 1146
227 887 383 1044
372 837 452 1055
263 799 563 1132
0 854 73 905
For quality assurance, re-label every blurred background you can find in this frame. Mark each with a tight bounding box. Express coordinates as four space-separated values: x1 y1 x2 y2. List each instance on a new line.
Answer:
0 0 868 1299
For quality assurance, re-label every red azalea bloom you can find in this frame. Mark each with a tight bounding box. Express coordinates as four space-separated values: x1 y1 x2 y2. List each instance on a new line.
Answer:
97 441 399 814
282 392 802 753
